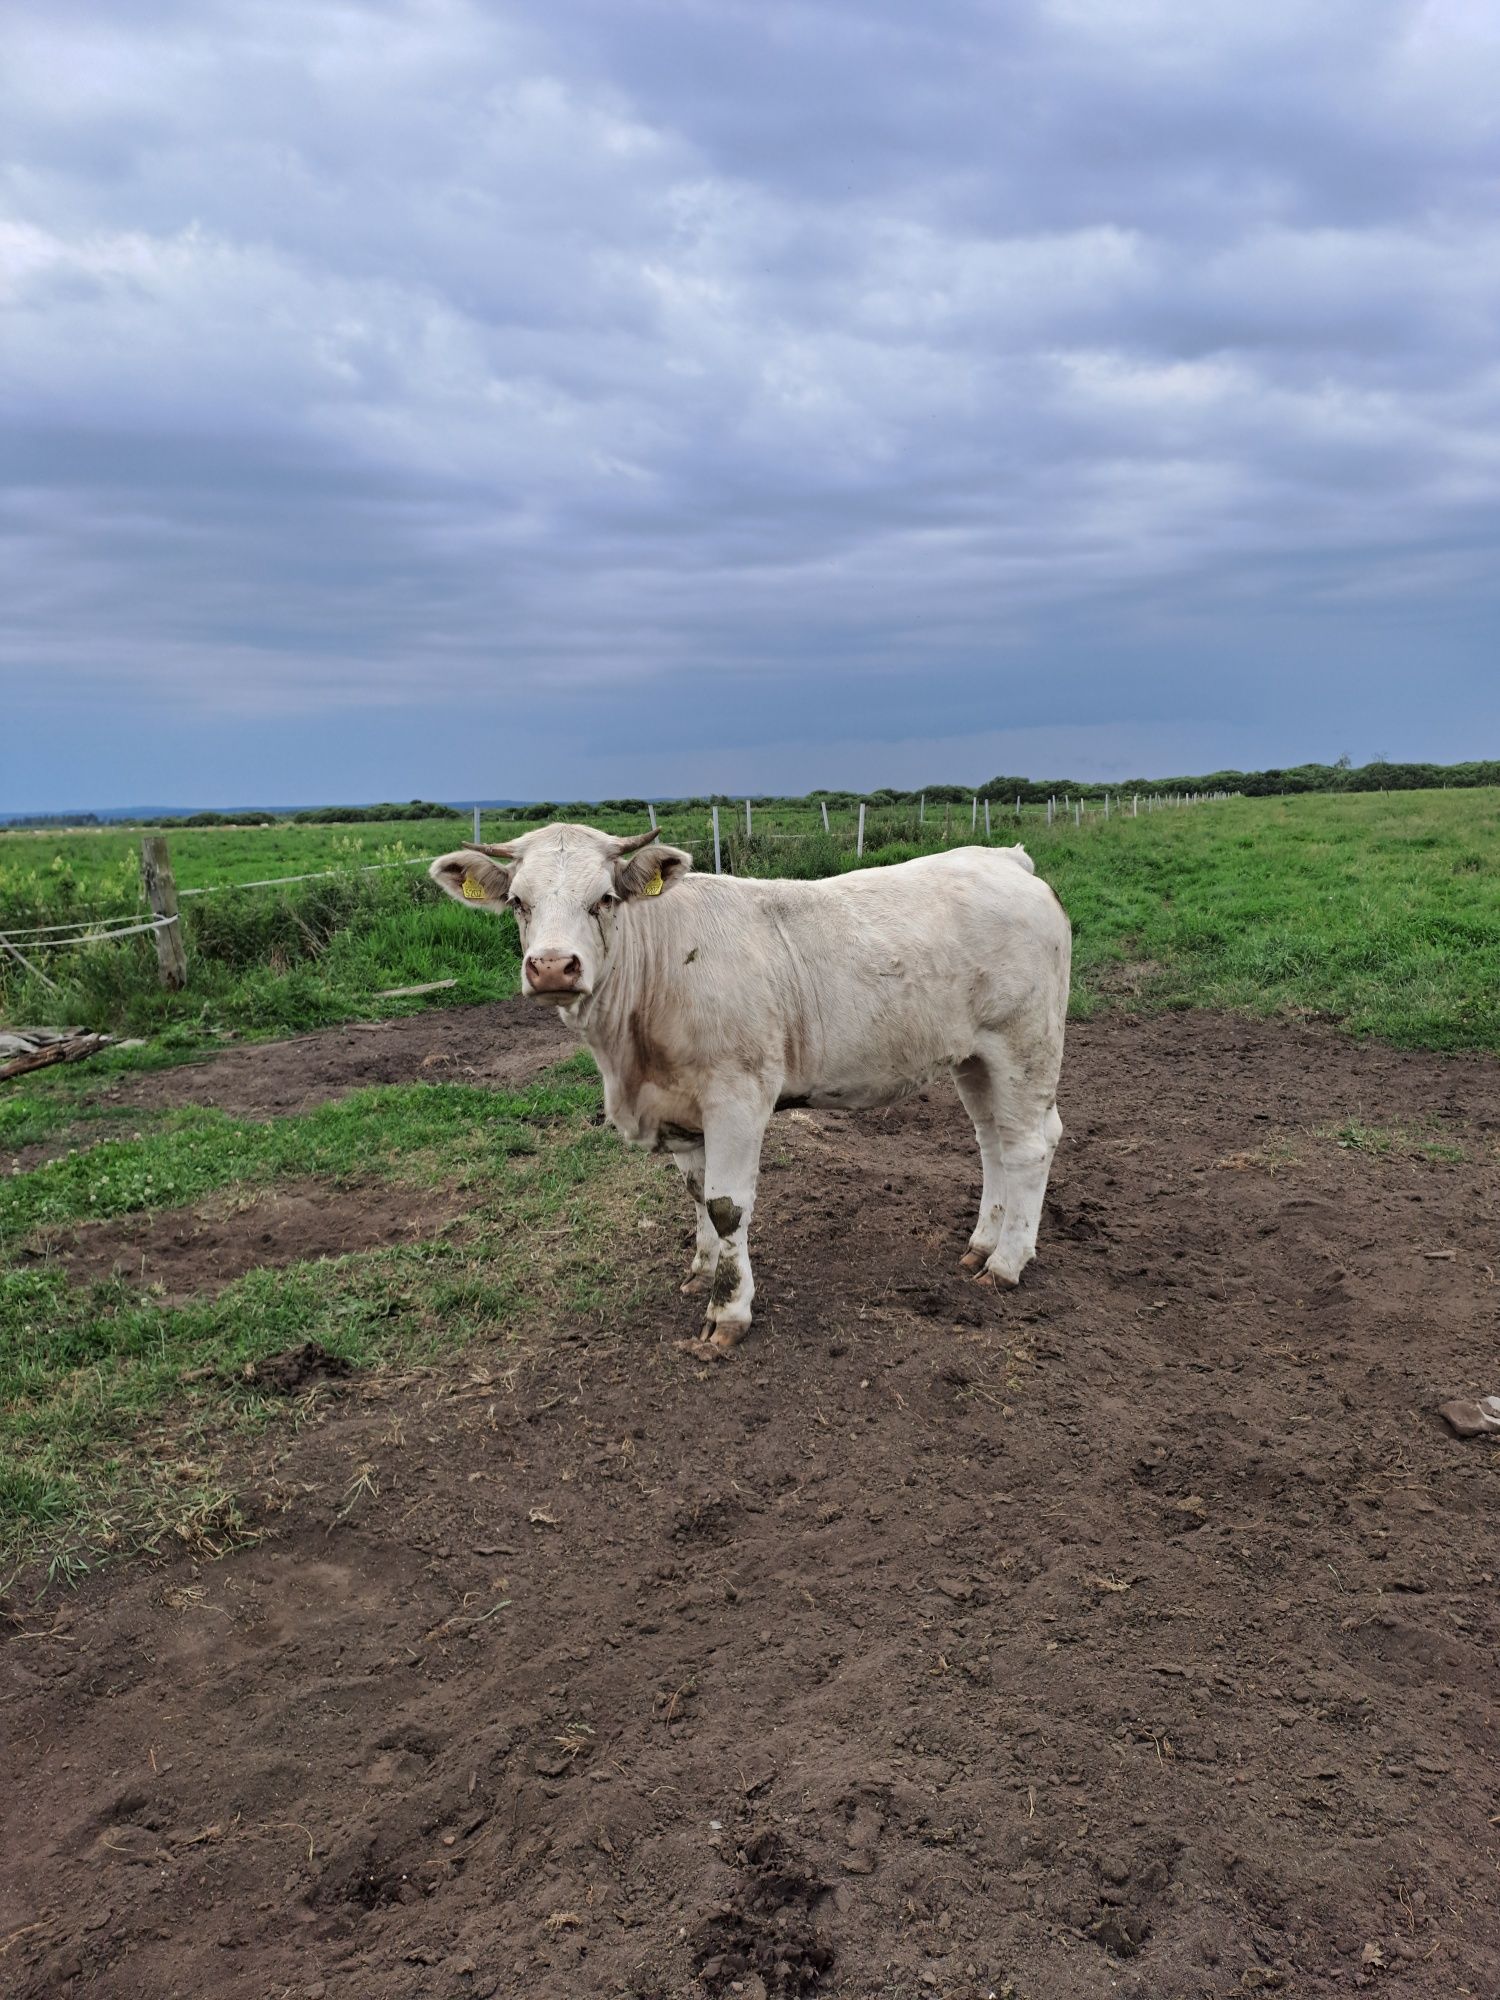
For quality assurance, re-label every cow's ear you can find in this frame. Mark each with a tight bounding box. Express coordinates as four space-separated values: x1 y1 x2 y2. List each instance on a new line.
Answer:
429 850 513 908
614 842 692 901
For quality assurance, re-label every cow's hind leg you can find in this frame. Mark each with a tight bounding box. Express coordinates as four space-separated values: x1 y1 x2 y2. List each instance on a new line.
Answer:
960 1034 1063 1289
668 1143 719 1294
953 1054 1007 1271
684 1095 768 1353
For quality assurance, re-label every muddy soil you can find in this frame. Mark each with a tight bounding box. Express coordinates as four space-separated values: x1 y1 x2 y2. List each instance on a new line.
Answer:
94 997 575 1122
3 998 573 1176
3 1011 1499 1999
18 1180 460 1303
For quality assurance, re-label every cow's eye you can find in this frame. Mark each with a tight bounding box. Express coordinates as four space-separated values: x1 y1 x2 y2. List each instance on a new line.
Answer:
591 892 619 916
510 898 529 921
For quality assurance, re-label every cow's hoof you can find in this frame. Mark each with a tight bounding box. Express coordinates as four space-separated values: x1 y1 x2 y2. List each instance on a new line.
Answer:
959 1247 990 1273
701 1316 749 1351
675 1335 728 1363
973 1265 1022 1290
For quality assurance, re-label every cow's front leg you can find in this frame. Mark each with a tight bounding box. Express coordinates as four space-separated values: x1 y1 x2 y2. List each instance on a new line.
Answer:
668 1143 718 1293
688 1096 769 1353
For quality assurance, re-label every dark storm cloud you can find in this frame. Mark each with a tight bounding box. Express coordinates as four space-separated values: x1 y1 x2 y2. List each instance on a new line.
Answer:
2 0 1498 806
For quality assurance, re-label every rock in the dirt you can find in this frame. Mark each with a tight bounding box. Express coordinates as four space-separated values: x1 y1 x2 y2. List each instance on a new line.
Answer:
1437 1396 1500 1439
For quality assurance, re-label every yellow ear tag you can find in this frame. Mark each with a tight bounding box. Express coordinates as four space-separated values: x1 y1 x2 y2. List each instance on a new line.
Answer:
642 868 664 897
461 874 487 900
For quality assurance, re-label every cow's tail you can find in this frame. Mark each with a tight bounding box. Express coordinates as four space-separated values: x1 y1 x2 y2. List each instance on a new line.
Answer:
1001 843 1036 874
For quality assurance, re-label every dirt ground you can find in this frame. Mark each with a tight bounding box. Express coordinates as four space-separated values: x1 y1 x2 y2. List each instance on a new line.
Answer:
6 999 574 1176
18 1180 463 1305
3 1009 1499 2000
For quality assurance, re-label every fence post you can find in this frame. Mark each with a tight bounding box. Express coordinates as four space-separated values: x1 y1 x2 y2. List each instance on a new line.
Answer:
1015 795 1021 819
919 793 925 825
820 800 829 833
141 836 188 991
648 802 658 830
712 805 722 874
983 799 991 837
745 798 752 838
857 803 865 857
971 796 977 829
1074 801 1081 827
1104 792 1110 820
473 806 482 842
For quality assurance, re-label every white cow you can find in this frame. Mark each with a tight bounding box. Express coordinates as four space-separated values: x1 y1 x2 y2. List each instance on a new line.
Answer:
432 823 1070 1354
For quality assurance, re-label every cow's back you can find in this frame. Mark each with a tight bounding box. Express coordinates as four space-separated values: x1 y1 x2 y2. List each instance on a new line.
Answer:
593 846 1069 1115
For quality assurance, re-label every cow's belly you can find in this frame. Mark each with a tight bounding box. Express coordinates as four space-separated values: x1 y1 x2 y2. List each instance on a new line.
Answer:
796 1067 934 1113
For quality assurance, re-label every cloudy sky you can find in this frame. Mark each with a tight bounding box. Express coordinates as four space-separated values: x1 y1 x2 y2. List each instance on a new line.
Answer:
3 0 1498 809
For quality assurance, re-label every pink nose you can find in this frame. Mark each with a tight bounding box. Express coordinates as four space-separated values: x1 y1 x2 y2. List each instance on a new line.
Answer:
524 951 583 994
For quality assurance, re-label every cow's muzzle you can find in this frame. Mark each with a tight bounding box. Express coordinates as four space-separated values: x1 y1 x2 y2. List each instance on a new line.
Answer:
523 951 586 998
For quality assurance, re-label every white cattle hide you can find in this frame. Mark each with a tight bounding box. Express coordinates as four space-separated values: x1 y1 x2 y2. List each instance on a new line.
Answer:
432 823 1070 1354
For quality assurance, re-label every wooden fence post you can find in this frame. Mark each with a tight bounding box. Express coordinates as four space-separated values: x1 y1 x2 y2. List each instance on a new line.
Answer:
648 802 658 830
919 793 925 825
473 806 482 842
745 798 752 838
983 799 991 836
857 803 866 857
712 805 722 875
141 836 188 991
971 796 977 829
820 800 829 833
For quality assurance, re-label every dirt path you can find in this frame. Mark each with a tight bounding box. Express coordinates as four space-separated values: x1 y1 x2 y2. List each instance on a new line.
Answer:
3 1012 1499 1998
5 998 575 1176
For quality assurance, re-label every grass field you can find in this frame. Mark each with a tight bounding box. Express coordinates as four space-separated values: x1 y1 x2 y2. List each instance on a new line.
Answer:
3 784 1498 1573
3 788 1498 1050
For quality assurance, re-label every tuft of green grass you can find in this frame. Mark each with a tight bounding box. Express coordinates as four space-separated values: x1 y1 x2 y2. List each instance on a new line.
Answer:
0 1073 606 1244
1322 1120 1466 1163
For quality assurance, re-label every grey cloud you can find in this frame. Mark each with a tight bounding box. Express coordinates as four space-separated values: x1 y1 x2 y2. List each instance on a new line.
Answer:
2 0 1498 807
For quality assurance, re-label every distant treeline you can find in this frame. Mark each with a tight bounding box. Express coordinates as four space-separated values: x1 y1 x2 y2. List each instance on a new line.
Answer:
958 759 1500 805
1 812 105 828
150 800 466 827
512 759 1500 816
8 761 1495 834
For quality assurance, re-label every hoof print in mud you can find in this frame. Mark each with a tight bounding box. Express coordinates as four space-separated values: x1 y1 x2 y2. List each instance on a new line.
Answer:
692 1830 835 1996
242 1340 354 1393
1086 1840 1181 1961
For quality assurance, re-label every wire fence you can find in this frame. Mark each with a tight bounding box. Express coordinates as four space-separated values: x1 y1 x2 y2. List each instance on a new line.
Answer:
1 790 1238 998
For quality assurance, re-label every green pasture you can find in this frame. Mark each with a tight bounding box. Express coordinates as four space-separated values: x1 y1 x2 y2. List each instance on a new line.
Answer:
3 787 1497 1052
3 784 1497 1576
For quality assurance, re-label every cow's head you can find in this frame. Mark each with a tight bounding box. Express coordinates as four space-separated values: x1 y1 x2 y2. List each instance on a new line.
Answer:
430 822 692 1003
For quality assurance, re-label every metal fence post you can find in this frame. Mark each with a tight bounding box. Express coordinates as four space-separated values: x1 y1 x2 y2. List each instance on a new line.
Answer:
820 800 829 833
712 804 722 874
857 803 865 857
